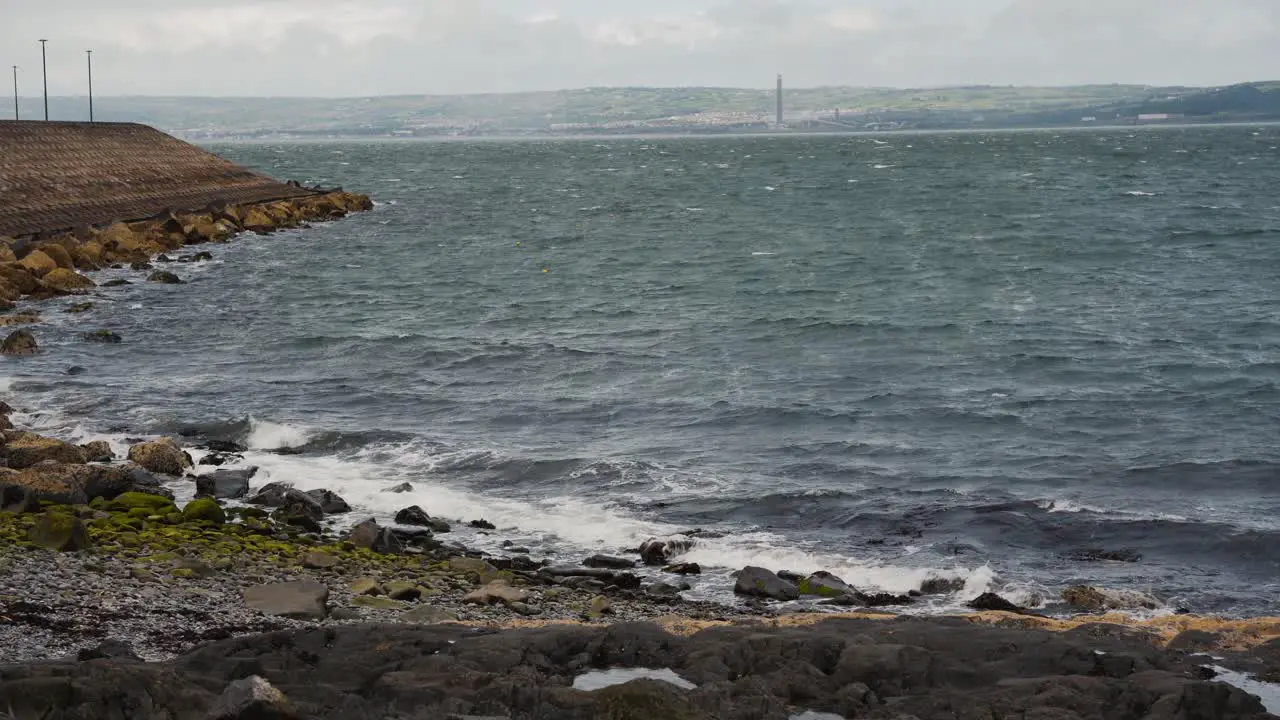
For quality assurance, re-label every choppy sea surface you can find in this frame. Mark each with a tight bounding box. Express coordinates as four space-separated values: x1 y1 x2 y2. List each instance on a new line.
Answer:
6 126 1280 615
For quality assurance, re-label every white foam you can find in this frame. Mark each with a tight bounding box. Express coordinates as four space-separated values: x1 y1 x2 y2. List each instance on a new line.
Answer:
1125 191 1157 197
245 417 312 450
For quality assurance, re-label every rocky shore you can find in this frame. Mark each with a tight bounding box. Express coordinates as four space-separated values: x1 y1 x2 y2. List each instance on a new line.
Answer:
1 190 1279 718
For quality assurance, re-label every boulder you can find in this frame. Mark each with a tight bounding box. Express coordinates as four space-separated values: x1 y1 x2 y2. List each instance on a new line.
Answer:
247 482 324 526
639 536 695 565
301 551 339 569
797 571 856 598
469 519 497 530
65 302 94 314
206 676 301 720
102 279 130 287
919 576 966 595
1061 585 1160 612
5 432 87 468
0 329 38 355
82 330 122 344
462 580 529 606
385 581 421 601
70 240 104 270
36 244 75 270
241 207 277 233
733 566 799 601
242 581 328 620
0 462 164 509
148 270 183 284
394 505 434 526
304 488 350 514
182 497 226 525
664 563 702 575
196 469 256 500
106 491 178 514
0 264 40 294
40 268 95 295
0 279 19 303
0 313 41 327
349 578 382 596
127 438 191 475
17 249 57 278
94 222 143 252
584 554 637 570
28 510 91 551
586 595 613 619
346 518 404 554
968 592 1027 614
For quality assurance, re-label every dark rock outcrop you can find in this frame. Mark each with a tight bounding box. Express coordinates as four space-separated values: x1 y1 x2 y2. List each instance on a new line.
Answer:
733 566 799 600
196 468 257 500
305 488 350 514
347 518 404 555
0 328 38 355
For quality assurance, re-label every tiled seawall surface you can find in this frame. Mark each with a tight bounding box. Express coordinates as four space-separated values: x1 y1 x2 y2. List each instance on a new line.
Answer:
0 121 317 237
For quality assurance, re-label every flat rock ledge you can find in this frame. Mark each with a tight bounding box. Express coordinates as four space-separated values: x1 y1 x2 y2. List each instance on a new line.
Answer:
0 618 1276 720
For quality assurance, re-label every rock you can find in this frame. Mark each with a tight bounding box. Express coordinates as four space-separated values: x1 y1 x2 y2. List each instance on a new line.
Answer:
584 554 637 569
106 491 178 514
182 497 226 525
77 640 141 662
302 551 339 569
733 566 800 601
639 536 695 565
349 578 383 596
206 676 301 720
241 206 277 233
395 505 433 526
242 581 328 620
41 268 96 294
384 482 413 493
664 563 702 575
173 558 216 579
469 519 497 530
919 576 967 595
148 270 183 284
203 439 248 453
463 580 529 606
968 592 1027 614
247 482 324 525
390 526 436 549
6 432 87 468
190 251 215 261
0 264 40 295
196 468 256 500
131 261 154 271
426 517 452 533
645 582 683 600
351 596 409 611
586 595 613 619
401 605 458 624
1061 585 1161 612
18 249 58 277
102 278 130 287
66 366 87 375
127 438 191 475
28 510 91 551
64 301 94 314
797 571 856 598
386 581 422 601
347 518 404 554
82 329 122 343
0 328 38 355
36 243 75 270
861 592 915 607
79 440 114 462
304 488 350 514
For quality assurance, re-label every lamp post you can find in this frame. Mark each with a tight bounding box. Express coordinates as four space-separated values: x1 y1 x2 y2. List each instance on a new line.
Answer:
39 38 48 121
86 50 93 122
11 66 16 121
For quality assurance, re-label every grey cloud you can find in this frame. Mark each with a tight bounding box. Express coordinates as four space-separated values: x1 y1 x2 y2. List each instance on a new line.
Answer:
0 0 1274 96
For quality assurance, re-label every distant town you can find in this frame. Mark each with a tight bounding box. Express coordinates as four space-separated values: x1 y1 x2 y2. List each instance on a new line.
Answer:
12 81 1280 140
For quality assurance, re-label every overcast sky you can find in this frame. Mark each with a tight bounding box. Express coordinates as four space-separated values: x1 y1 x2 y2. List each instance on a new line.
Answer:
3 0 1276 97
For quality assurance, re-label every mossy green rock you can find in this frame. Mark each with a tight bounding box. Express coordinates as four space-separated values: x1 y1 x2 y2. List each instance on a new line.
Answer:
182 498 226 525
108 492 177 514
28 511 91 552
385 581 421 601
351 596 408 610
350 577 383 596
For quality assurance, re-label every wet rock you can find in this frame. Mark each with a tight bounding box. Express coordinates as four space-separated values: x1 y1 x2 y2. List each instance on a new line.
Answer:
645 583 683 601
384 482 413 493
968 592 1027 614
0 328 38 355
5 432 87 468
349 578 382 596
861 592 915 607
347 518 404 554
797 571 855 598
41 268 96 294
64 301 94 314
147 270 182 284
664 563 702 575
639 536 695 565
469 518 497 530
386 581 422 601
101 278 131 287
127 438 191 475
463 581 529 606
131 261 154 271
584 554 637 569
1061 585 1161 612
196 468 257 500
190 251 215 261
1061 548 1144 563
79 440 114 462
66 366 87 375
18 249 58 277
734 566 799 601
305 488 350 514
919 576 967 595
395 505 432 526
247 483 324 524
206 675 301 720
28 510 91 551
204 439 248 453
586 595 613 619
242 581 328 620
81 329 122 343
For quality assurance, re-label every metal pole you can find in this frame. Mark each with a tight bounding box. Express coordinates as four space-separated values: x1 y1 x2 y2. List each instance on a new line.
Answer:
85 49 92 121
39 39 48 121
11 66 17 121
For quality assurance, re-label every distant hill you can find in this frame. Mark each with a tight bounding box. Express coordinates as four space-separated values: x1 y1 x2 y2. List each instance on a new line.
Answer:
12 82 1280 138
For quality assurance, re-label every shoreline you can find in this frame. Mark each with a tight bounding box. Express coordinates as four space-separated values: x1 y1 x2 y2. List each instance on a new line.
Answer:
1 192 1280 717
